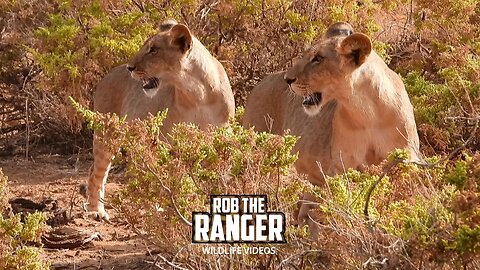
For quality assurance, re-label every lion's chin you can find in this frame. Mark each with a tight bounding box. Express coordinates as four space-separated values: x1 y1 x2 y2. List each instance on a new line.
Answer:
142 77 159 91
302 92 323 116
303 104 322 117
302 92 322 106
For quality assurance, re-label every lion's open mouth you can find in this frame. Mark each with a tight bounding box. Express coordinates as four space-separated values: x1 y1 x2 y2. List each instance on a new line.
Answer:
142 77 159 90
302 92 322 106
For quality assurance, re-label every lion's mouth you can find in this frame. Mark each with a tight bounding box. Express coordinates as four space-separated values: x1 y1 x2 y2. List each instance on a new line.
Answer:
142 77 159 90
302 92 322 106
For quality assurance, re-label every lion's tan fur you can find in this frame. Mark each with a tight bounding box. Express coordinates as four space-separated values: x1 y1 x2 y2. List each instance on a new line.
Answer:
86 21 235 219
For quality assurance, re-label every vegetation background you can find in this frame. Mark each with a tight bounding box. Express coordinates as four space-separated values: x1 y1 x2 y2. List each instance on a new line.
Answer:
1 0 478 156
0 0 479 269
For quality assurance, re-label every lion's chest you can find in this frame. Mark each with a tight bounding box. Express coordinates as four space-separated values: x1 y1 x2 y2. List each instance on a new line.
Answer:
121 90 226 132
330 122 408 172
168 104 226 129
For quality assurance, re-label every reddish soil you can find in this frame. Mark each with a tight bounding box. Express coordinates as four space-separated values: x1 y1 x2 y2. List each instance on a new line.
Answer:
1 154 159 269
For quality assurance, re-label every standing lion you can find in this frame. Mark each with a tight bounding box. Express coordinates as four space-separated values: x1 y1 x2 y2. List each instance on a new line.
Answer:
84 20 235 220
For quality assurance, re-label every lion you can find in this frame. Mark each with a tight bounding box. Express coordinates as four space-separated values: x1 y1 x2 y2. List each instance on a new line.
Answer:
83 20 235 220
244 22 420 185
243 23 421 235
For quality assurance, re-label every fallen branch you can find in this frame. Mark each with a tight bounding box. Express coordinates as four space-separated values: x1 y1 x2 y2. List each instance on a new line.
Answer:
42 227 101 249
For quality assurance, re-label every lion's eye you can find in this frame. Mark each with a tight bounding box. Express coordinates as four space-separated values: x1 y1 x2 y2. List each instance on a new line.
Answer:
312 55 324 63
148 47 157 54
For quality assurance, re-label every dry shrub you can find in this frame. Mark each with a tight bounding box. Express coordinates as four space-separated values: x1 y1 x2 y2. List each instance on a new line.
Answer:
73 99 479 269
6 0 479 155
388 0 480 153
71 100 321 268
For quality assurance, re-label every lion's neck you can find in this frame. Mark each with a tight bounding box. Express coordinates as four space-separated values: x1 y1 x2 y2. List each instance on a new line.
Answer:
334 53 398 130
175 39 221 104
166 38 231 127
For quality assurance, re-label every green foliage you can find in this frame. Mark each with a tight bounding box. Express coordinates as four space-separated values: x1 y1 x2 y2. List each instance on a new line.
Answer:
381 153 479 265
385 195 453 244
71 93 480 269
3 246 48 270
396 0 479 154
373 41 392 64
1 0 479 153
445 158 469 190
0 169 49 270
1 212 47 245
24 0 394 104
285 10 321 42
387 148 410 161
403 71 454 125
450 225 480 254
315 169 389 217
292 150 479 268
1 0 479 268
33 14 81 78
33 0 156 84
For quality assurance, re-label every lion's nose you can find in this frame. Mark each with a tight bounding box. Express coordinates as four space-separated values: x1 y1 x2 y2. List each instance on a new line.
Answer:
126 65 136 72
285 77 296 85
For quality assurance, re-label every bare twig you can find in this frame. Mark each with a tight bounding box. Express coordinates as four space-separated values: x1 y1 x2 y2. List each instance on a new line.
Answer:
145 164 192 227
446 116 480 121
363 159 402 221
25 97 29 159
22 66 34 159
440 119 478 164
144 254 189 270
277 249 322 269
131 0 145 12
68 181 77 220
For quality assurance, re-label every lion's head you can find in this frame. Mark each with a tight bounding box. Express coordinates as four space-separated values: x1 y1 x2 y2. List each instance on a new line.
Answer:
126 20 192 91
284 27 372 116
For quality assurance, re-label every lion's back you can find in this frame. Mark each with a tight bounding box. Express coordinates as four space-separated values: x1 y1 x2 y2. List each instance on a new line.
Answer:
243 72 291 134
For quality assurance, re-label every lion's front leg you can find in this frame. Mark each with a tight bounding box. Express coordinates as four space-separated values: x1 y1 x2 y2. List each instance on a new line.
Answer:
82 138 113 221
296 192 321 239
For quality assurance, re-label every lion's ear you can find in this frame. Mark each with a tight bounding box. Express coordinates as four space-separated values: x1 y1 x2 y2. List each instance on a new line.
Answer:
338 33 372 66
170 24 193 53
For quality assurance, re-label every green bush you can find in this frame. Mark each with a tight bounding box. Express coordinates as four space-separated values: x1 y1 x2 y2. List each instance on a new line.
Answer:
301 153 479 268
72 99 327 268
403 71 454 125
1 0 405 145
0 169 49 270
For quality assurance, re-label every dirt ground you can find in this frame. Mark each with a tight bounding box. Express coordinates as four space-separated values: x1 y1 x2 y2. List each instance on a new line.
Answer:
1 154 162 270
